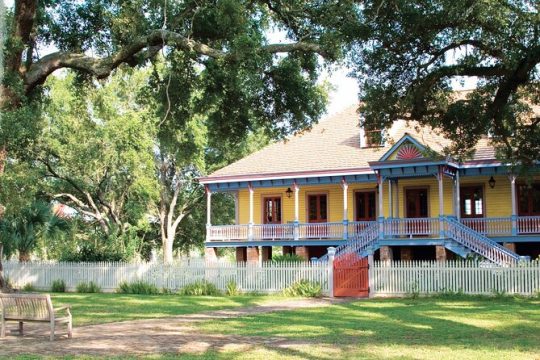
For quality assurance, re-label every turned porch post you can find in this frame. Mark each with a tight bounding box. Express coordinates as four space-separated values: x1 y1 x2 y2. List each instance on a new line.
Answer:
205 186 212 241
388 179 393 219
293 181 300 240
378 173 384 239
437 166 444 237
455 171 461 219
342 178 349 240
510 175 518 235
248 182 254 241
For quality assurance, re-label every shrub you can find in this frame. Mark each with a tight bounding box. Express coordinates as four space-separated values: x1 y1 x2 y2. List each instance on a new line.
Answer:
225 280 240 296
117 280 160 295
51 279 66 293
76 281 101 293
179 280 221 296
283 279 322 298
22 283 36 292
271 254 305 263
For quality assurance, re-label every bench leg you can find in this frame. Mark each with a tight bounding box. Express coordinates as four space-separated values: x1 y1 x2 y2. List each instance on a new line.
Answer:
18 321 23 335
50 321 55 341
67 320 72 339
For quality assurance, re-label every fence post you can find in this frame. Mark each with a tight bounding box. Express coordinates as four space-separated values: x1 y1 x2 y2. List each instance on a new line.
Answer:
368 254 374 298
327 247 336 297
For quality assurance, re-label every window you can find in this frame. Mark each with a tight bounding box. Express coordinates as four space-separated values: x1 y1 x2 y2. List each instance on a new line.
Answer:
263 197 282 224
518 183 540 216
364 129 383 148
308 194 328 222
461 186 484 218
355 191 376 221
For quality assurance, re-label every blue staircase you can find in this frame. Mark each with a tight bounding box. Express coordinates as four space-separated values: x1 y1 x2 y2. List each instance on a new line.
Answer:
444 217 521 266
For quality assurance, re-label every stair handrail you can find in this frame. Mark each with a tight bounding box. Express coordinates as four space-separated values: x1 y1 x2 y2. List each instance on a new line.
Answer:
334 222 379 257
445 217 520 265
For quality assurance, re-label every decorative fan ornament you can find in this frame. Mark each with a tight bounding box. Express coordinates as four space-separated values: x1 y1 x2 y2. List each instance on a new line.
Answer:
396 144 423 160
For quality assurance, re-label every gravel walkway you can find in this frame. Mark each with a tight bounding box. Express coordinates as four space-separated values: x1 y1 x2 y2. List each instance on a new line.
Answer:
0 297 348 357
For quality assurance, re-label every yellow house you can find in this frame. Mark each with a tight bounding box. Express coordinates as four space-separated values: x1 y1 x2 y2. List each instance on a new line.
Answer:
199 106 540 264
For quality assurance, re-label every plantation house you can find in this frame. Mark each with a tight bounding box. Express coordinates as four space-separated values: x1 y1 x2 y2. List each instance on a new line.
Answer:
199 105 540 264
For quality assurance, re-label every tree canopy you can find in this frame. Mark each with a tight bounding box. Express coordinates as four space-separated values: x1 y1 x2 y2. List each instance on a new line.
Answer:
355 0 540 165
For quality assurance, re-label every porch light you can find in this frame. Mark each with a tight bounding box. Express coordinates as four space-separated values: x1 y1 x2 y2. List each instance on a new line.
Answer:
285 187 293 198
488 176 496 189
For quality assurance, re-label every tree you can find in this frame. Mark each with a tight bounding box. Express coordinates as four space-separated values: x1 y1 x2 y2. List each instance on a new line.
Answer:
38 72 158 237
355 0 540 165
0 200 67 262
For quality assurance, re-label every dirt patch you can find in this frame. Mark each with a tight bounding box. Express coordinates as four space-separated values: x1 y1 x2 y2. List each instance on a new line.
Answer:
0 297 349 356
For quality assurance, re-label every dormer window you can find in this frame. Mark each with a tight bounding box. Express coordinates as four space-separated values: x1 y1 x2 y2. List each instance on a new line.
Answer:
360 126 384 148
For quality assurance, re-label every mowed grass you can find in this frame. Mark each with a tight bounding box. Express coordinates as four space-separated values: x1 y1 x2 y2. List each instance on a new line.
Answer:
193 296 540 360
50 293 275 326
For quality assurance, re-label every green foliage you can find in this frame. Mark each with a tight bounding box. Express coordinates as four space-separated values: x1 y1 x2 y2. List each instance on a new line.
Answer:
355 0 540 166
179 280 222 296
283 280 322 298
117 280 160 295
22 283 36 292
51 279 66 293
225 280 240 296
406 281 420 299
0 200 68 261
271 254 305 263
76 281 101 293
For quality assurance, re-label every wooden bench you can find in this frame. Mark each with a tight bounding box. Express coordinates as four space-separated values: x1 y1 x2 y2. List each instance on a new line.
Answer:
0 293 72 341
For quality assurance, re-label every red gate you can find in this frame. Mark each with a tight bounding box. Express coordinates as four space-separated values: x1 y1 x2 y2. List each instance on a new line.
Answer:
333 253 369 297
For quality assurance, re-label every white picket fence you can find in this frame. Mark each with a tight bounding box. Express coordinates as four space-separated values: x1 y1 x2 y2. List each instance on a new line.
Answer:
2 260 330 294
4 259 540 297
371 260 540 296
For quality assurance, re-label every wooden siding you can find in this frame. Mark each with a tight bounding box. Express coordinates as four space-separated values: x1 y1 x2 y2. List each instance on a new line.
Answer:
235 175 525 224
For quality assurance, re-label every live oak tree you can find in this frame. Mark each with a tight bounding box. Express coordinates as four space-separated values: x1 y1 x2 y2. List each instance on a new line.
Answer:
0 0 359 279
355 0 540 165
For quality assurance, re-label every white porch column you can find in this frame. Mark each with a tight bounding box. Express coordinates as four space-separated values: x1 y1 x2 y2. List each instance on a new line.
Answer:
205 186 212 241
248 182 254 241
510 175 518 235
437 167 444 238
388 179 393 218
293 182 300 240
377 173 384 239
342 178 349 240
455 171 461 219
206 187 212 226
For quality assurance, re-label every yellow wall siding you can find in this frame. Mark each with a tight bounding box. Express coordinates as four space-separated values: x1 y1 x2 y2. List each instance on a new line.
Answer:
235 176 515 224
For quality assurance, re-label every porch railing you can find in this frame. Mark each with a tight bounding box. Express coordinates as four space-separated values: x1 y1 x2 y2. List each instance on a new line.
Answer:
298 222 344 239
207 216 540 242
384 218 440 237
252 224 295 240
460 218 513 236
207 224 249 241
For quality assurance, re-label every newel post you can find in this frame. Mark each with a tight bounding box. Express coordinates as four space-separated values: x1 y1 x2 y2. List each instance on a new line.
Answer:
327 247 336 297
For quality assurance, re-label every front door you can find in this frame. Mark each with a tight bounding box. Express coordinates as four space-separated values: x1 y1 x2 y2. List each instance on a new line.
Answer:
355 191 376 233
405 188 429 235
307 194 328 238
461 186 485 233
263 196 282 239
517 183 540 233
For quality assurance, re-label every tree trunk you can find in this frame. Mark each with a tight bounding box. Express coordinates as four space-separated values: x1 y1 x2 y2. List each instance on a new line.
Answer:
18 251 31 262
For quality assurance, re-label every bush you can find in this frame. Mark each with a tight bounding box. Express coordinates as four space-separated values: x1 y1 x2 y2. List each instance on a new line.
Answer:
76 281 101 293
179 280 221 296
51 279 66 293
283 279 322 298
117 280 160 295
225 280 240 296
271 254 305 263
22 283 36 292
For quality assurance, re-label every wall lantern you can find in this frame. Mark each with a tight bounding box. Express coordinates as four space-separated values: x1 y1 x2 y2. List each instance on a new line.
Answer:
488 176 496 189
285 187 293 198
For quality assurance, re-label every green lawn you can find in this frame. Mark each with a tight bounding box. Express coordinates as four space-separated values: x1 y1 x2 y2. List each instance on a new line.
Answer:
51 293 275 326
194 296 540 360
20 294 540 359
